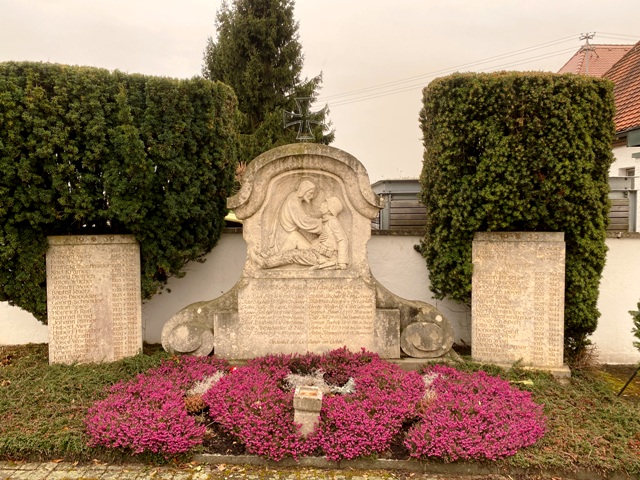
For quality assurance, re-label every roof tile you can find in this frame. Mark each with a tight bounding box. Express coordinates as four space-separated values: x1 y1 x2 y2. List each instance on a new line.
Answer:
558 44 633 77
604 41 640 133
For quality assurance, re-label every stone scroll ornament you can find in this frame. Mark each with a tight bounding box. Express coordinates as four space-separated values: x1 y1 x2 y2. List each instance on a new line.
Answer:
401 309 454 358
161 144 455 360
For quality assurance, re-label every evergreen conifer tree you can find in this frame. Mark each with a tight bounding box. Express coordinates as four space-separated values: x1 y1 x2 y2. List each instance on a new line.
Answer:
202 0 333 161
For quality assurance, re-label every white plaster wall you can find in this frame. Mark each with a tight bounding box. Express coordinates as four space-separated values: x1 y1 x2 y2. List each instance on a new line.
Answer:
592 237 640 364
2 232 639 365
0 302 48 345
367 235 471 344
141 233 247 343
144 233 472 345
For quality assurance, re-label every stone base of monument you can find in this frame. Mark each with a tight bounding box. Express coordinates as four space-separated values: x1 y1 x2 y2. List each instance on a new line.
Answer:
387 351 463 371
162 276 455 361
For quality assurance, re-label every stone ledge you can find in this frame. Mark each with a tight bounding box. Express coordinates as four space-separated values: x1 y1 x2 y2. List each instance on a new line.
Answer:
222 227 243 234
222 228 640 238
476 362 572 381
223 227 427 236
371 228 425 236
606 231 640 239
193 454 633 480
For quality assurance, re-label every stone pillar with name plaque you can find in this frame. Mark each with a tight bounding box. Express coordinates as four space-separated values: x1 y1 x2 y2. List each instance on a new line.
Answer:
472 232 568 375
161 144 456 361
46 235 142 364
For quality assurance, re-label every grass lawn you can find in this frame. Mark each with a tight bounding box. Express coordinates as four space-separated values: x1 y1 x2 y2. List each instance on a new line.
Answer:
0 343 639 478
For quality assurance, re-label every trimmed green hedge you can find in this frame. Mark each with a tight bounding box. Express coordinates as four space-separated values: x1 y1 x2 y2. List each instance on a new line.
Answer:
419 72 615 355
0 62 239 323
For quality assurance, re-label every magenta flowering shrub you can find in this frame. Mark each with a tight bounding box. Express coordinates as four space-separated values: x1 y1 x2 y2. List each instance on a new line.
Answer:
204 363 315 460
404 365 546 461
85 356 229 457
140 355 229 391
203 347 424 461
317 360 424 460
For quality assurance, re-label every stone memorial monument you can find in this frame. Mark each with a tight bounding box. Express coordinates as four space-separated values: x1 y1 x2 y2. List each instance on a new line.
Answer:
162 144 454 360
471 232 569 375
46 235 142 364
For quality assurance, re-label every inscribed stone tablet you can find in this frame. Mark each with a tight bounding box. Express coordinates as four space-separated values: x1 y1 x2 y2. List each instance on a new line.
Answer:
471 232 565 368
214 277 394 358
46 235 142 364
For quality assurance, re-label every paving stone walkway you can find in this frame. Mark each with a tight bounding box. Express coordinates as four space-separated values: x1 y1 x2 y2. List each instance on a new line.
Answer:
0 461 568 480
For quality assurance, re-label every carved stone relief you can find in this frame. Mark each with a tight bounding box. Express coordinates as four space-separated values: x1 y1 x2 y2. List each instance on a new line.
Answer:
252 176 351 271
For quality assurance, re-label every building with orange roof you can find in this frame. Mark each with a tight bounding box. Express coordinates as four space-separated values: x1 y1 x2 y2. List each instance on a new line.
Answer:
604 42 640 147
560 41 640 232
604 41 640 232
558 44 632 77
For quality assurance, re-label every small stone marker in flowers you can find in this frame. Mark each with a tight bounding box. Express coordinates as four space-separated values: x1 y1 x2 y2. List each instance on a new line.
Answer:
162 144 455 360
472 232 570 376
293 386 323 437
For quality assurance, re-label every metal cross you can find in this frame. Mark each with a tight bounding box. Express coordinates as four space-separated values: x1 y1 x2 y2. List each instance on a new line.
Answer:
283 97 324 142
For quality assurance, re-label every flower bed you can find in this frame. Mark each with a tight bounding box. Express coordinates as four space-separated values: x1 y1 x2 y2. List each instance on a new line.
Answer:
203 347 424 461
85 349 547 462
85 356 229 456
405 364 547 461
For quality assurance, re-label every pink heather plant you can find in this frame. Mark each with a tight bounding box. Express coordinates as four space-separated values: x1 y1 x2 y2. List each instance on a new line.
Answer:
204 363 316 460
203 347 425 461
404 365 546 461
85 356 229 457
316 360 424 461
141 355 229 391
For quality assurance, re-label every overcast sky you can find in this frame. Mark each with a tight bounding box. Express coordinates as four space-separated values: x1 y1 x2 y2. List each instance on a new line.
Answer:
1 0 639 182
